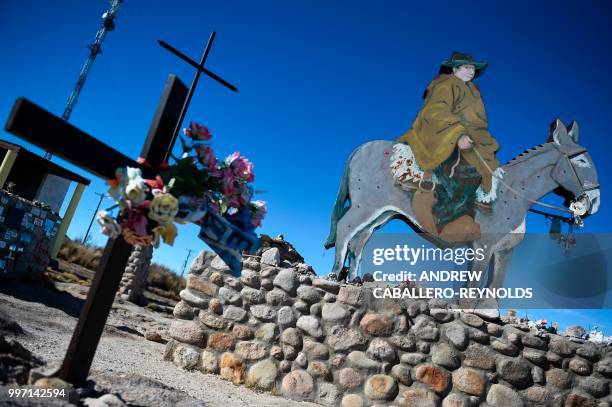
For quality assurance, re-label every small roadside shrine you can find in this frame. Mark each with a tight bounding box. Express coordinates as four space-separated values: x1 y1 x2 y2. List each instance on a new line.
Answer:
0 139 90 279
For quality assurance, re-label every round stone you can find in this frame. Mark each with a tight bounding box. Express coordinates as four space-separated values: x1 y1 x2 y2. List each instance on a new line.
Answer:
296 315 323 338
235 341 267 360
366 338 397 362
322 303 350 324
444 322 468 350
309 303 321 317
431 342 461 369
297 285 322 303
399 388 438 407
569 358 592 375
389 333 416 351
207 332 235 351
201 350 219 373
341 394 364 407
266 288 291 306
273 268 299 294
452 368 487 396
255 323 278 343
415 364 450 394
250 304 276 321
246 359 278 390
208 298 223 315
401 352 427 365
240 270 261 288
546 368 572 389
486 384 523 407
347 351 380 371
364 374 398 401
338 367 362 389
277 306 296 327
295 352 308 368
169 320 206 347
328 326 368 351
219 352 246 385
241 287 265 304
232 324 253 340
173 300 195 320
199 312 226 330
307 361 330 379
281 328 302 347
303 339 329 360
172 344 200 370
460 313 485 328
281 369 314 397
360 313 394 336
391 364 413 386
261 247 281 266
496 358 533 389
463 343 495 370
413 315 440 341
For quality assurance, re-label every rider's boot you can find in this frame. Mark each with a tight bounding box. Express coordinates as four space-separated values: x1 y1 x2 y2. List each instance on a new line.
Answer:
412 172 438 236
439 215 481 242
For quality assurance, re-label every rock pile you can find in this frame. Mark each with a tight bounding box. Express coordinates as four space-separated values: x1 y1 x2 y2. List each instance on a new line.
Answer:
165 244 612 406
118 244 153 304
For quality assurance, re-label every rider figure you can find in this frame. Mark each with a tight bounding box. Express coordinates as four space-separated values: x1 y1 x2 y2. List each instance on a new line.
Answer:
397 52 500 241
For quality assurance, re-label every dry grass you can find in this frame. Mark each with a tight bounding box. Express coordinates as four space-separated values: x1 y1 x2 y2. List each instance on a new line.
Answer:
58 238 185 297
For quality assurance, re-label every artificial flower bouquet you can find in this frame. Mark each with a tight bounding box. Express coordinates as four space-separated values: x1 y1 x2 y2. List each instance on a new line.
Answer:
96 122 266 247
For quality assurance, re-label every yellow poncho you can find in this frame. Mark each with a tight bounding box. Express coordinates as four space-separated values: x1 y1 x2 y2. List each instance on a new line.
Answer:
397 74 499 192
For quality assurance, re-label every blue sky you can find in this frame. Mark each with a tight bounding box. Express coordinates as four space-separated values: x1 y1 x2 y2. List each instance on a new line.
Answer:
2 0 611 332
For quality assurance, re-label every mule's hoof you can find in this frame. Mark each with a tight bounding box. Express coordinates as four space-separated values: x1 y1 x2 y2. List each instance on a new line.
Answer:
324 241 335 249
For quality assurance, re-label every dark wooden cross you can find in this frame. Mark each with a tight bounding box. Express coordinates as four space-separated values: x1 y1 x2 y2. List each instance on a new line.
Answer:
3 33 237 385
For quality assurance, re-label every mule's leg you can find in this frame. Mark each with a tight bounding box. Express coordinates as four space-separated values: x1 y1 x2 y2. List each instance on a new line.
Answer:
347 212 395 280
488 249 514 289
332 207 362 277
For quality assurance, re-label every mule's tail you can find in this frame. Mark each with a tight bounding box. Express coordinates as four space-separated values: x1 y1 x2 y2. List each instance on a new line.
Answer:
324 153 354 249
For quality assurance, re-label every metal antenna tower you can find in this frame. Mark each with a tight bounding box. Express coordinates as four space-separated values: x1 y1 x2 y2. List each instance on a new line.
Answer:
45 0 123 159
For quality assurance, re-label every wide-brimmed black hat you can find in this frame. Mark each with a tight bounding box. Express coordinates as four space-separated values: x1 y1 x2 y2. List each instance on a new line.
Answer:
440 52 488 78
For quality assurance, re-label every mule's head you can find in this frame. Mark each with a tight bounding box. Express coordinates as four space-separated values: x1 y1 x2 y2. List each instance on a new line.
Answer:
549 119 600 215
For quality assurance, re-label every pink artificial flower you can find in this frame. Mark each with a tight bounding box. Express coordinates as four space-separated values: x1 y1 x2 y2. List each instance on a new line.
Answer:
144 176 168 196
221 168 237 196
183 122 212 141
250 200 267 228
227 152 255 182
122 202 150 236
196 145 221 176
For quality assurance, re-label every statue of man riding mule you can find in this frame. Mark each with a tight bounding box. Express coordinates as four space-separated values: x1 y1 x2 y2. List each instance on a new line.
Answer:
325 52 601 289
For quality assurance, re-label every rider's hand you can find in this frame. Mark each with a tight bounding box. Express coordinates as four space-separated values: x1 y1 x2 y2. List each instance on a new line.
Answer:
458 135 473 150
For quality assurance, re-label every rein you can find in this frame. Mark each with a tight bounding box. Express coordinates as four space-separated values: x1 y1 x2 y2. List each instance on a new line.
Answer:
471 147 584 225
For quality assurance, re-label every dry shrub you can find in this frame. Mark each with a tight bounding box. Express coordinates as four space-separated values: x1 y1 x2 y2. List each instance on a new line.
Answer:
59 239 185 297
147 263 185 298
58 239 102 270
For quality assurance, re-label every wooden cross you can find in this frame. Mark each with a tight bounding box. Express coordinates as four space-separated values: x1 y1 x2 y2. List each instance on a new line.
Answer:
3 34 237 385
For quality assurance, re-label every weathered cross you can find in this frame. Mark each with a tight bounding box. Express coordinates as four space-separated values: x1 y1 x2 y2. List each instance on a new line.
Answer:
4 32 237 385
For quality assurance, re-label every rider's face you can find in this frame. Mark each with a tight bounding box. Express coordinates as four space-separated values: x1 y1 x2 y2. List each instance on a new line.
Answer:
453 64 476 82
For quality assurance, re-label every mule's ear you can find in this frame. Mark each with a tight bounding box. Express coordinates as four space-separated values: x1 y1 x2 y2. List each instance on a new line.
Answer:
549 118 569 145
567 121 580 144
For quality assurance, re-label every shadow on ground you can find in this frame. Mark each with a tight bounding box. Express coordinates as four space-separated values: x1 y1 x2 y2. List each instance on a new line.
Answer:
0 280 85 319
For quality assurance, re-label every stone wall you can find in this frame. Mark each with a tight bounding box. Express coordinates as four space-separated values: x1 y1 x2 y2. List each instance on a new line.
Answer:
165 247 612 406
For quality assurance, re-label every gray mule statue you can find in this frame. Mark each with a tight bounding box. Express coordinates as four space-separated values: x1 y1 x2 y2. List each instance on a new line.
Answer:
325 119 600 289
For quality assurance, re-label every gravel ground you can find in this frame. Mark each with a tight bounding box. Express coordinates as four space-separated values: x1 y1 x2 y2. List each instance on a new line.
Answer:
0 281 317 406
